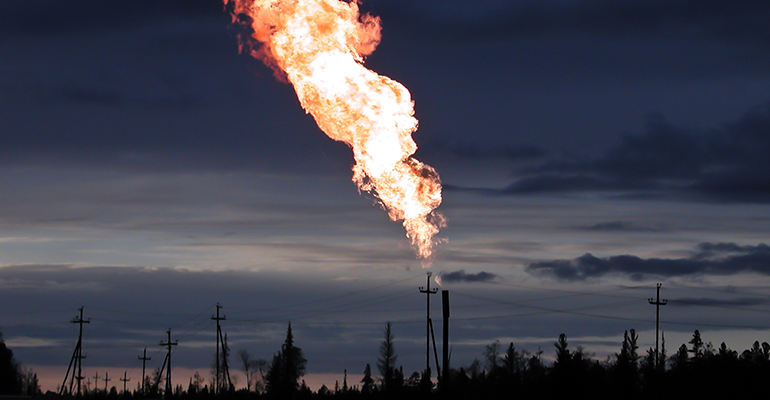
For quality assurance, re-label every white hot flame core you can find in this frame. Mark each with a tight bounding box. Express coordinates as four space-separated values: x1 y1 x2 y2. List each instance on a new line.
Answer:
227 0 445 259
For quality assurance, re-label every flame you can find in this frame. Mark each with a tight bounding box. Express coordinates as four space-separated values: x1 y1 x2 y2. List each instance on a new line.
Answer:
226 0 445 259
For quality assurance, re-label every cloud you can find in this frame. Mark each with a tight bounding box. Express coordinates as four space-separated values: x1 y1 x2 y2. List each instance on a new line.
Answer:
3 0 769 182
418 136 547 162
0 264 439 377
489 104 770 203
0 237 61 243
0 0 219 37
372 0 770 46
4 337 63 348
578 221 666 232
439 269 498 284
695 242 770 255
669 297 768 308
526 242 770 281
0 0 354 176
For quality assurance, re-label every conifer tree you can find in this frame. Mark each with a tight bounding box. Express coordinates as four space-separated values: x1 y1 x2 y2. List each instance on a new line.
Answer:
554 333 570 368
360 364 374 394
377 322 397 392
265 323 306 397
502 342 519 376
688 330 704 359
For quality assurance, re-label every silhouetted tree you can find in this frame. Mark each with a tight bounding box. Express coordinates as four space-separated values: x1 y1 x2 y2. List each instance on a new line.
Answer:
342 369 348 393
612 329 640 394
393 366 404 392
550 334 601 398
640 346 657 392
265 323 306 398
487 342 523 395
554 333 570 368
550 333 572 397
0 331 21 395
360 364 374 394
187 371 204 395
501 342 523 377
717 342 737 359
404 371 420 390
150 367 163 397
299 380 312 396
19 366 39 396
618 329 640 366
670 344 689 371
740 340 770 364
237 349 265 392
317 384 331 396
466 359 482 379
526 348 545 378
483 340 500 373
377 322 397 392
688 330 704 359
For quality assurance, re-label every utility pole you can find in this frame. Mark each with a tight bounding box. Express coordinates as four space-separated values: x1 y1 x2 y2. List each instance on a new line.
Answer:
160 329 178 399
138 348 151 395
120 371 130 394
648 283 668 371
60 307 90 396
212 303 233 394
418 272 438 375
92 372 100 394
102 372 111 392
442 290 450 392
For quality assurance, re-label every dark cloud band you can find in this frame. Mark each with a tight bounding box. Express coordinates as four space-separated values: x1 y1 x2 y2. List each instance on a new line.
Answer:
527 242 770 281
440 269 498 284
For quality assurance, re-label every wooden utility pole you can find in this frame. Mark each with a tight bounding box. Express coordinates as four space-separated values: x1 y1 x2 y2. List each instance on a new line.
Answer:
160 329 178 399
102 372 111 392
60 307 90 396
418 272 438 375
648 283 667 370
138 348 151 395
212 303 233 394
120 371 130 393
442 290 450 392
92 372 100 394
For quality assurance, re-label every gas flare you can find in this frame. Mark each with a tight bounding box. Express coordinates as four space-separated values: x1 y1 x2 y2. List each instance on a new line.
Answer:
226 0 445 259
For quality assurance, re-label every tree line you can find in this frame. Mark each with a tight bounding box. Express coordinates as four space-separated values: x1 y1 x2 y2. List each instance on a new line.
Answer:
0 330 40 396
3 324 770 399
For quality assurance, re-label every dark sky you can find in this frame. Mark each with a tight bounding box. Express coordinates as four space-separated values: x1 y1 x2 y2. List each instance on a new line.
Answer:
1 0 770 392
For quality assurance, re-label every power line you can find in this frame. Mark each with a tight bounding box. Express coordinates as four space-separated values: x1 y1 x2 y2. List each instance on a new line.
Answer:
225 273 425 315
450 290 770 330
90 306 209 318
480 278 657 301
666 299 770 314
0 308 76 315
667 282 770 298
227 288 419 324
